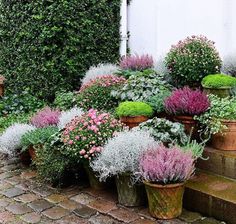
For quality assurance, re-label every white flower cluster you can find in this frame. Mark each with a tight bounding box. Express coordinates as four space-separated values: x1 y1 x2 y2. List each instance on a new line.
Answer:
91 129 158 181
58 107 84 130
0 123 36 155
81 63 119 85
222 53 236 77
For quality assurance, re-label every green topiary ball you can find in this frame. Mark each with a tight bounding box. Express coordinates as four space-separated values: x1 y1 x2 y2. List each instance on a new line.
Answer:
165 35 222 87
202 74 236 88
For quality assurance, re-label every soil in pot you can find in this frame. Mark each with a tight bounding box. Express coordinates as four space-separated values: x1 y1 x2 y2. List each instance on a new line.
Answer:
203 86 231 98
115 174 146 207
144 181 185 219
120 116 149 129
211 119 236 150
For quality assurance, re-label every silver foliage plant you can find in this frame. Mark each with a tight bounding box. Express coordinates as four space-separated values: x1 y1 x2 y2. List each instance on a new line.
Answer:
222 53 236 77
81 63 119 85
0 123 36 155
58 107 84 130
91 129 158 181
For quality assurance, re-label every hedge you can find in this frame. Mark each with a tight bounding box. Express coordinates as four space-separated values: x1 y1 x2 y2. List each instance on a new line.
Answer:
0 0 121 101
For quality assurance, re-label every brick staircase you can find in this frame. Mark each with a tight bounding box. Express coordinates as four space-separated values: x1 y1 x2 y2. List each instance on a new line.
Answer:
184 147 236 224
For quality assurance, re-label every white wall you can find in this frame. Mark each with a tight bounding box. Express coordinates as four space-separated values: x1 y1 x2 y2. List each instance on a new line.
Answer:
128 0 236 60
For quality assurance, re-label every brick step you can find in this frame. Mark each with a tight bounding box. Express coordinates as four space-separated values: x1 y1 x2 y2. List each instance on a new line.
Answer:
184 170 236 224
197 147 236 179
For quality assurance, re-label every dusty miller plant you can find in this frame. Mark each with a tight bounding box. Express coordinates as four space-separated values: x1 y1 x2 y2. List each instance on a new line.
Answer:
91 129 158 181
0 123 36 155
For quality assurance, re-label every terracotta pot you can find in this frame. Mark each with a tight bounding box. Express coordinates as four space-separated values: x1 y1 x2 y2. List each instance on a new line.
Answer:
203 86 231 98
173 115 198 137
120 116 149 129
115 174 146 207
211 119 236 150
29 146 36 161
84 164 106 190
144 181 185 219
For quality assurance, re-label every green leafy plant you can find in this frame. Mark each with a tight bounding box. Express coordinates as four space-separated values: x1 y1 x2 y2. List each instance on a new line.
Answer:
53 91 77 110
202 74 236 88
195 95 236 135
111 69 172 101
0 91 45 116
116 101 153 117
0 0 121 101
21 126 58 152
165 35 222 87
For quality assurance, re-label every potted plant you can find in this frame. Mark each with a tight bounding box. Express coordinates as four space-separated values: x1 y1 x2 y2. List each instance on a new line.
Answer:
21 126 58 160
116 101 153 128
61 109 124 189
195 95 236 150
91 129 158 206
164 87 210 136
201 74 236 98
138 145 195 219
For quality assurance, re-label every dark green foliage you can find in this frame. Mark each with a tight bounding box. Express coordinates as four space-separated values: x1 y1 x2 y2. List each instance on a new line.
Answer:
0 0 121 101
53 91 77 110
202 74 236 88
0 91 45 116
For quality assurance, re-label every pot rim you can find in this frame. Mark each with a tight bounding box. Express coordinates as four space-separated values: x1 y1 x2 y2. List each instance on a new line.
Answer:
202 85 232 90
120 115 149 119
174 115 194 120
143 181 185 189
219 119 236 124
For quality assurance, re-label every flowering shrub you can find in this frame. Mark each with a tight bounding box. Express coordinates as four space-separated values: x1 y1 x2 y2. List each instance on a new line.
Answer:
119 54 154 71
138 145 195 184
77 75 126 112
58 107 84 130
91 129 158 181
0 124 36 155
82 63 119 85
222 53 236 77
31 107 61 128
112 69 172 101
165 35 222 87
164 87 210 116
61 109 124 161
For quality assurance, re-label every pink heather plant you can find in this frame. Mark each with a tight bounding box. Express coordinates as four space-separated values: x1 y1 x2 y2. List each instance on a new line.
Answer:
139 145 195 184
31 107 61 128
164 87 210 116
79 75 126 93
119 54 154 71
61 109 124 161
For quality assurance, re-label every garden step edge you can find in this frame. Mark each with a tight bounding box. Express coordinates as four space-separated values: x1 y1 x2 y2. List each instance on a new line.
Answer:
197 147 236 179
184 170 236 224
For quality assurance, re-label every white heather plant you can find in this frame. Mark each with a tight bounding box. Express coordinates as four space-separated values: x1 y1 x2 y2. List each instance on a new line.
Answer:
82 63 119 85
58 107 84 130
91 129 158 181
0 123 36 155
222 53 236 77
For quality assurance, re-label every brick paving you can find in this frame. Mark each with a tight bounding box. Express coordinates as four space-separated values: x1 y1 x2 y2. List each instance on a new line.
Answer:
0 156 225 224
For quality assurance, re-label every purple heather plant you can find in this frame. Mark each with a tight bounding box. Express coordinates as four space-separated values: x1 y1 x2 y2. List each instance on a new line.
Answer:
31 107 61 128
139 145 195 184
119 54 154 71
164 87 210 116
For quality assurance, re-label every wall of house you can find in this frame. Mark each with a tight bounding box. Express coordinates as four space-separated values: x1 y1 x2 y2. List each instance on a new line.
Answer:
128 0 236 60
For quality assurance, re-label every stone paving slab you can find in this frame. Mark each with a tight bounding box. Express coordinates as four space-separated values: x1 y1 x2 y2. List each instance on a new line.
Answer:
0 156 226 224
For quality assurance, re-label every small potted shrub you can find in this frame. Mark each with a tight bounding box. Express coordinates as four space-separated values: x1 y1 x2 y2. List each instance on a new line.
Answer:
116 101 153 128
196 95 236 150
61 109 124 189
91 129 158 206
21 126 58 160
201 74 236 98
164 87 210 135
138 145 195 219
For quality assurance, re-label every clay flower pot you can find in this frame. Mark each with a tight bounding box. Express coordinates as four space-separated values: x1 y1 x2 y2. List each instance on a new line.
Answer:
120 116 149 129
211 119 236 150
203 86 231 98
115 173 146 207
144 181 185 219
29 146 36 161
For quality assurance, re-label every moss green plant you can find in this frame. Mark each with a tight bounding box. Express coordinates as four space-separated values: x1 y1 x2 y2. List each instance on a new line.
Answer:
202 74 236 88
116 102 153 117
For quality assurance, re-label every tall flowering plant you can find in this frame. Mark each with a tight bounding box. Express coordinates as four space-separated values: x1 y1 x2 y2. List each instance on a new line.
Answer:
61 109 124 161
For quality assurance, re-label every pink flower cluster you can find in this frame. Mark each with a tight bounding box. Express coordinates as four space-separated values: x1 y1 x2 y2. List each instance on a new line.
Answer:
31 107 61 128
164 87 210 116
79 75 126 93
119 54 154 71
62 109 124 160
139 145 195 184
